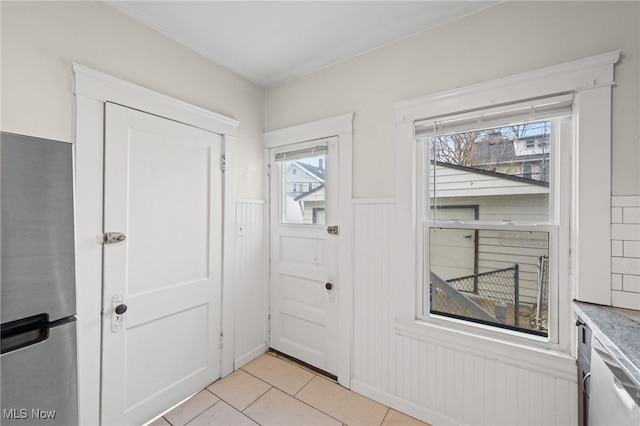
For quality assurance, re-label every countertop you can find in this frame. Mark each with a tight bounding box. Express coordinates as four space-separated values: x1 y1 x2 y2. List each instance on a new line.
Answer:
573 301 640 388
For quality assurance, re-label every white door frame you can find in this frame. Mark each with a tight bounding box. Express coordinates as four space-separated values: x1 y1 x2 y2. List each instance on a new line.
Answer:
263 113 354 388
73 64 238 425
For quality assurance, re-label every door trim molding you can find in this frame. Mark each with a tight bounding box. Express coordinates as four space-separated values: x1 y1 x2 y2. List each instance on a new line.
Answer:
73 64 238 425
263 113 354 388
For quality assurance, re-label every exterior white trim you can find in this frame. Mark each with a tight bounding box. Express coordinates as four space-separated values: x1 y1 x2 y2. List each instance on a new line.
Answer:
73 64 239 425
263 113 354 388
394 51 619 357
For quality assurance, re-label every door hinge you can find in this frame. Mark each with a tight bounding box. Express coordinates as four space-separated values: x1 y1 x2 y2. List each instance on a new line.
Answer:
267 164 271 181
219 333 224 349
220 155 226 172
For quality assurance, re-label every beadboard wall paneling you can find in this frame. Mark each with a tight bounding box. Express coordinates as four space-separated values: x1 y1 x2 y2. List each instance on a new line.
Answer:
352 199 396 394
351 199 577 426
233 200 267 368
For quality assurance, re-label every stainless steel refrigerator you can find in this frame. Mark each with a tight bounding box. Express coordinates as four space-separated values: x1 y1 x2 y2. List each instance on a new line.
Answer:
1 133 78 425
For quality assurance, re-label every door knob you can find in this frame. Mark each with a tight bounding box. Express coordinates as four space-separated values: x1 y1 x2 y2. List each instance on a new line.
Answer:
115 304 128 315
111 292 126 333
325 282 333 290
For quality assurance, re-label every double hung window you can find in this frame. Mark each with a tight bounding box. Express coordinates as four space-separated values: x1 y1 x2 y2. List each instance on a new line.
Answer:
418 95 573 338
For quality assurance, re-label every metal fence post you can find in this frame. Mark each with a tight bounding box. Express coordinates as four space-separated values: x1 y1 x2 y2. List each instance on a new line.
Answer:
514 263 520 327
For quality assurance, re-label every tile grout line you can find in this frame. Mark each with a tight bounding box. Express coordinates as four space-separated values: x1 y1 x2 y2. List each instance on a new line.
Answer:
291 375 357 426
182 398 223 426
239 363 346 426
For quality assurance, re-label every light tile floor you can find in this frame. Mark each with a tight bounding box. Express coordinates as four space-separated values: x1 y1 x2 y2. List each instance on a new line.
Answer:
147 352 431 426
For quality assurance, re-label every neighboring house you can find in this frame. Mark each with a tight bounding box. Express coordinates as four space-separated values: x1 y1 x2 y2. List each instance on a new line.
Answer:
285 159 326 224
473 132 550 182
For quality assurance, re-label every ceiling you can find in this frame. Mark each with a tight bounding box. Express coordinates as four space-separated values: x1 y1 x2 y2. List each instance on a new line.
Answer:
106 1 499 88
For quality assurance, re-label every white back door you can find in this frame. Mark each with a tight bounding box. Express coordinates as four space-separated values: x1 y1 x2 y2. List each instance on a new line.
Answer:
101 103 223 425
269 138 339 376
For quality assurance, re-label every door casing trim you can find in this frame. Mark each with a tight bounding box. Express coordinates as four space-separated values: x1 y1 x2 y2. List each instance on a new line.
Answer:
263 113 354 388
73 64 238 425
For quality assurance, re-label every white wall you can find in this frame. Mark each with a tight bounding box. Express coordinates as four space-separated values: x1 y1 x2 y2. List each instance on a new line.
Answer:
0 0 265 199
266 1 639 199
1 2 268 424
266 2 638 424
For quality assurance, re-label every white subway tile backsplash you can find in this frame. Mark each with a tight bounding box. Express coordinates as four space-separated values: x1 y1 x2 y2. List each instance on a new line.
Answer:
612 224 640 241
625 241 640 258
612 240 624 257
612 274 623 290
611 196 640 311
612 290 640 310
623 275 640 293
612 257 640 275
612 207 623 224
612 196 640 207
624 207 640 224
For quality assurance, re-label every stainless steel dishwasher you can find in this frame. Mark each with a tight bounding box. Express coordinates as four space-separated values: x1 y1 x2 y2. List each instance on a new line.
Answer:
589 337 640 425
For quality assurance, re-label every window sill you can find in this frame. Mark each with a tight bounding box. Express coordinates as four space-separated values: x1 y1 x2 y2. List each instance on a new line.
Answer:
395 317 576 381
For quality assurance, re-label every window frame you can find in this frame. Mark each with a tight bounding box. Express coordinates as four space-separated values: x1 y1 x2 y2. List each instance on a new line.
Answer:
418 112 572 343
394 51 619 354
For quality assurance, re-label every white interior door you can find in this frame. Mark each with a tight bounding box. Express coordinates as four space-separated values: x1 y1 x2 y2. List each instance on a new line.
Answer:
101 103 223 426
269 138 339 376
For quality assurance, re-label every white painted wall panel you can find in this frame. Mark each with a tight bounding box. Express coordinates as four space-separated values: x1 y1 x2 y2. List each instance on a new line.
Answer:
353 201 395 394
233 200 267 368
352 200 577 426
391 333 577 426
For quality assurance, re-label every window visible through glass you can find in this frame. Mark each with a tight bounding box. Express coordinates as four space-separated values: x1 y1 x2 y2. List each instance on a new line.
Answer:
281 154 326 225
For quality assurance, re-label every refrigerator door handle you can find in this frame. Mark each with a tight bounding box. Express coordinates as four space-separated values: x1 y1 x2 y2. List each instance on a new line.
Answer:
1 314 49 354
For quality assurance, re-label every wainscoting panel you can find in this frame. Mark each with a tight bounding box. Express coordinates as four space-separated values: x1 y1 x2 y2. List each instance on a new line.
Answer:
353 200 396 395
233 200 267 368
351 198 577 426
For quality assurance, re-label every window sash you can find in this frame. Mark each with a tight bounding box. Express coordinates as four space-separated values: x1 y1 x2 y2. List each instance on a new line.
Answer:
414 94 573 138
273 144 328 162
418 103 571 342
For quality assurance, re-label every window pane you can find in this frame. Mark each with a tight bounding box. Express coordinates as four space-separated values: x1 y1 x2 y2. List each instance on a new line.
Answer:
282 154 326 225
427 227 549 336
429 120 553 223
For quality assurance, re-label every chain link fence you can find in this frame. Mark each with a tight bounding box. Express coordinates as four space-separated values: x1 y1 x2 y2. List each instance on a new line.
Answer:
431 265 520 326
430 260 552 335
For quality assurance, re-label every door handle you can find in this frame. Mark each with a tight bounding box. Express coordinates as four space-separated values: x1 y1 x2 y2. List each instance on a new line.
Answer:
111 293 127 333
